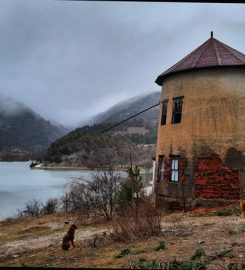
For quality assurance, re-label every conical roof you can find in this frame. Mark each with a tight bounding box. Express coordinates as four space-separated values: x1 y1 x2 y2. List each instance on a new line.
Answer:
155 33 245 86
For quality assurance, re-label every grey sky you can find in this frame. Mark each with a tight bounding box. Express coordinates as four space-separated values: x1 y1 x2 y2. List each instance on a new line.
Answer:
0 1 245 127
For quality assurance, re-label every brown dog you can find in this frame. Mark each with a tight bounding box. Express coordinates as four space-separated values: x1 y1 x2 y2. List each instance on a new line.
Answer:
62 224 78 250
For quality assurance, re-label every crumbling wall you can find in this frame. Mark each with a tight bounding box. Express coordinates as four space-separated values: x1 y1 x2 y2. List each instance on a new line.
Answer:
194 153 240 200
155 68 245 211
155 156 194 210
225 147 245 171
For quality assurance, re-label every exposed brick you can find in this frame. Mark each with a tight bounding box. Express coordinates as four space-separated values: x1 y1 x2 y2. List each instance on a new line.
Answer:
194 153 240 200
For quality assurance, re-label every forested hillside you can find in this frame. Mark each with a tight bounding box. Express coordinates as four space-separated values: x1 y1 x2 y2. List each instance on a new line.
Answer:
0 96 67 161
42 92 160 168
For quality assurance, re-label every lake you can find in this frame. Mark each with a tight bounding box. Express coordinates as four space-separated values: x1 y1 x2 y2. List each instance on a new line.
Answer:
0 162 92 220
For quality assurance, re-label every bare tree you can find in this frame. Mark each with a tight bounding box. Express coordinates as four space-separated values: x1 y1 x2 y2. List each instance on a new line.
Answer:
68 179 91 220
41 198 58 215
60 183 71 213
69 165 123 221
17 199 42 217
112 198 162 242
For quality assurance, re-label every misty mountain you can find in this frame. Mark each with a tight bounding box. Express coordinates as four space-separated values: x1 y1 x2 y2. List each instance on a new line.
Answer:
84 91 160 126
42 91 160 167
0 96 67 161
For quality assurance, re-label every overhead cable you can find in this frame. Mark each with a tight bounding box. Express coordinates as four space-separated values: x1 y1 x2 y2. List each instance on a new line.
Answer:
99 101 160 134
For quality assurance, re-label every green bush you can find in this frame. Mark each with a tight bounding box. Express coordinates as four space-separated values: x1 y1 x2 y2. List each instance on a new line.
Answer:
236 224 245 233
227 263 245 270
128 249 206 270
203 206 240 217
215 207 240 217
114 248 131 258
153 240 166 251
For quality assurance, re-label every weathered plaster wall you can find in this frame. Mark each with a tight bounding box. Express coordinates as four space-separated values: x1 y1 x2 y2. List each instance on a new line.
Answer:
156 67 245 160
155 67 245 207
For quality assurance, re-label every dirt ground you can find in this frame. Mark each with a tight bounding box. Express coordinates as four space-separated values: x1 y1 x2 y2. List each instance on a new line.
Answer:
0 211 244 269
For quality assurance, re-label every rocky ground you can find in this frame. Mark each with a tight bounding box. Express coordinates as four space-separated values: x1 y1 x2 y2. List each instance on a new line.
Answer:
0 210 244 269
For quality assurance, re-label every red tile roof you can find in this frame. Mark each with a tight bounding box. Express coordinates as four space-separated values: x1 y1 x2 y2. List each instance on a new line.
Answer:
155 34 245 86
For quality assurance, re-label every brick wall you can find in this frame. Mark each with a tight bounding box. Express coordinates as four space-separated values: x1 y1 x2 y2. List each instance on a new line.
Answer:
194 153 240 200
179 158 187 183
163 157 170 183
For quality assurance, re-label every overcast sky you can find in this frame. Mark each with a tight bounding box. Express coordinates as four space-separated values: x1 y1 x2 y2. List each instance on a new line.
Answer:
0 1 245 127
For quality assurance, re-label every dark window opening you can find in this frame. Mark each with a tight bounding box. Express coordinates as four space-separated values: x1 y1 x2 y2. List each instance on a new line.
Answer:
158 155 164 182
170 156 179 182
161 102 168 125
171 97 184 124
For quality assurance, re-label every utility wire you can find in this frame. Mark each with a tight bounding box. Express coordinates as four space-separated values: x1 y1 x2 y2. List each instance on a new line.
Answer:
100 101 160 134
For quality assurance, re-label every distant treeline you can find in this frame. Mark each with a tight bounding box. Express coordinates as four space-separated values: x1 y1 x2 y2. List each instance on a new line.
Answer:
43 122 156 167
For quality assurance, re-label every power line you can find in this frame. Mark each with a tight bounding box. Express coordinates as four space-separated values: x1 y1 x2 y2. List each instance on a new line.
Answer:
100 101 160 134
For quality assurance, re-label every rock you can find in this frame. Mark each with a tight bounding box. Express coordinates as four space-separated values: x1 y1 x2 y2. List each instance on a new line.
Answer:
13 254 19 258
198 240 205 244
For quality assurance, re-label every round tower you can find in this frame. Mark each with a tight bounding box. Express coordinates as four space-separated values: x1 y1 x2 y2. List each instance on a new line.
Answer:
154 33 245 210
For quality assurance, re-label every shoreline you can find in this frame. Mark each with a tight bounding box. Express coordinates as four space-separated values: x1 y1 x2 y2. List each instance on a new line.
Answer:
1 161 152 173
31 163 131 171
31 165 129 171
32 165 151 172
31 165 90 171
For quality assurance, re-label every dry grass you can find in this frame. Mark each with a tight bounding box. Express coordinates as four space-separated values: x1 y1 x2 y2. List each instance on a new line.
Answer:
0 212 245 268
18 226 51 234
0 214 66 244
111 200 162 242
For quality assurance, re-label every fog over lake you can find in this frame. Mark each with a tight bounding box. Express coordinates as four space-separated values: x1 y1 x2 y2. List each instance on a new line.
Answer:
0 162 92 220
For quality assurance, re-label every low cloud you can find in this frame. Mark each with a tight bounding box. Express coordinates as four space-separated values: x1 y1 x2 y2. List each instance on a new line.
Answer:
0 1 244 127
0 94 29 116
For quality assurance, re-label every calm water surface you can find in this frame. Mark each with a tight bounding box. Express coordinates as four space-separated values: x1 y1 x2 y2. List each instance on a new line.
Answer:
0 162 92 220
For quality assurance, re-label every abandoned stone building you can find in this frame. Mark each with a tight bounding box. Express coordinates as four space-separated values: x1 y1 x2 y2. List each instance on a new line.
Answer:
154 32 245 211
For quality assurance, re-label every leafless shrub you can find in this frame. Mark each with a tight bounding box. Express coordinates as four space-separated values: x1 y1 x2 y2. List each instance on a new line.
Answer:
59 183 72 213
221 219 236 235
68 164 123 221
111 198 162 242
41 198 58 215
17 197 60 217
83 231 108 248
67 179 91 222
17 199 42 217
116 165 145 213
